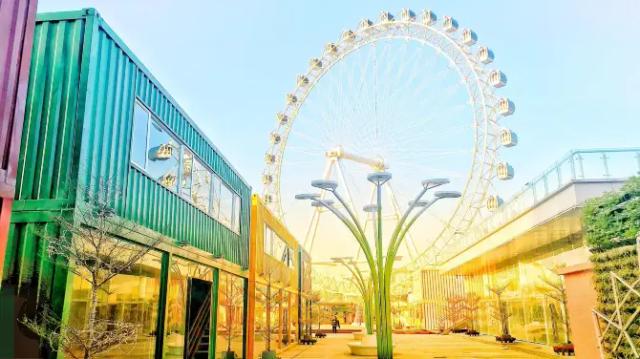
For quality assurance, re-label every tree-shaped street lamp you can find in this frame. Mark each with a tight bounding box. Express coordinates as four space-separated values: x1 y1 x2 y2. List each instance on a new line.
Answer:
297 173 460 359
331 257 375 335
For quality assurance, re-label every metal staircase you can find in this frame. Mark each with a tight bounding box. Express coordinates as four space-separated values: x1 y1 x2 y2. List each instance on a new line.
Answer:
187 291 212 359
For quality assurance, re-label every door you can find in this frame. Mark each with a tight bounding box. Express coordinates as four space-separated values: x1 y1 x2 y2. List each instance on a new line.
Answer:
185 278 212 359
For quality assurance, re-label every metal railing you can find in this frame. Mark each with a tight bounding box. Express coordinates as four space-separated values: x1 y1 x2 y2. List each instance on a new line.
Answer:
442 148 640 261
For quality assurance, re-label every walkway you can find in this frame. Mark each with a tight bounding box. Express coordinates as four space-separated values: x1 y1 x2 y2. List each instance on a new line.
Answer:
280 333 555 359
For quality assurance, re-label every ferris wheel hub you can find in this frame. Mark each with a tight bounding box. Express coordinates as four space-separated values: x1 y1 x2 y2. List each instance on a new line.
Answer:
325 146 387 171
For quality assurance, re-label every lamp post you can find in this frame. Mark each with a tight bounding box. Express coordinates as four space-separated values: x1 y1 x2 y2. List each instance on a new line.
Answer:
297 174 460 359
331 257 375 335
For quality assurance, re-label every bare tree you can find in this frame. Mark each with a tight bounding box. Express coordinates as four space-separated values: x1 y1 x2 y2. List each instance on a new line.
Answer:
488 281 512 338
220 274 244 357
309 291 324 330
439 295 466 333
464 293 481 333
22 181 163 359
255 257 283 355
537 271 571 343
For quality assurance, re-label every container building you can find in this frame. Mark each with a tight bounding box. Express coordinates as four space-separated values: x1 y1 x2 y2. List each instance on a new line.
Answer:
248 195 312 359
0 9 314 359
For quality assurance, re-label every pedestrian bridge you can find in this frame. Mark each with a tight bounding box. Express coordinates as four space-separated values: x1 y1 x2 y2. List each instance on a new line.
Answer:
440 148 640 274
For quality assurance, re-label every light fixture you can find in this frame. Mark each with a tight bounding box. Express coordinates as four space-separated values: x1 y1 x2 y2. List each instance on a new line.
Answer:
311 199 334 207
434 190 462 199
367 172 392 185
421 178 449 189
363 204 378 212
311 179 338 191
408 200 431 207
295 193 320 200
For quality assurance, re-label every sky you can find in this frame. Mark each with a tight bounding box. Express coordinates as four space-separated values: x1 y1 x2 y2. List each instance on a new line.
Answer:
36 0 640 259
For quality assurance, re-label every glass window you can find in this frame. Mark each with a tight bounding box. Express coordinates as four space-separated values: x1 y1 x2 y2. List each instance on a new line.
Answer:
271 289 281 350
191 158 212 213
288 248 295 268
130 101 240 233
216 271 245 358
181 148 193 199
264 225 273 255
280 292 290 347
211 176 222 219
232 195 241 233
219 184 234 228
130 103 149 167
253 283 267 358
67 243 162 358
146 120 180 191
274 237 286 263
263 226 293 267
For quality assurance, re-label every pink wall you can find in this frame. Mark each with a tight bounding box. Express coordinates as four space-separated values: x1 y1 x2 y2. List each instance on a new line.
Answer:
559 263 602 359
0 0 38 280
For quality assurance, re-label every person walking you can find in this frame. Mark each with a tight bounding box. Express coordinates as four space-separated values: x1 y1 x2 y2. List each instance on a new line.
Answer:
331 316 340 333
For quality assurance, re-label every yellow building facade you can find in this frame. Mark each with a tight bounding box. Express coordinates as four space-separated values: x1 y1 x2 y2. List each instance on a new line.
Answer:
247 195 311 358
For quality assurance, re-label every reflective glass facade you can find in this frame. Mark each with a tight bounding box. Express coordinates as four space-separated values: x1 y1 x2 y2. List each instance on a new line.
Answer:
67 246 163 358
66 249 254 359
465 261 570 345
216 271 246 358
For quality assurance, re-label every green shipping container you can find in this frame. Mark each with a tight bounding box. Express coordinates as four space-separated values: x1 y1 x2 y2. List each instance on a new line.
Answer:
1 8 251 358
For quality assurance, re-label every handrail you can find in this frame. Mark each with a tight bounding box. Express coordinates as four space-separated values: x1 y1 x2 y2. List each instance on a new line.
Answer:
187 290 212 358
440 148 640 262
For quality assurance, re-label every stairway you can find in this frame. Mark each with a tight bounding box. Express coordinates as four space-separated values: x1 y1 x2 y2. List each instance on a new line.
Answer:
187 291 212 359
194 327 211 359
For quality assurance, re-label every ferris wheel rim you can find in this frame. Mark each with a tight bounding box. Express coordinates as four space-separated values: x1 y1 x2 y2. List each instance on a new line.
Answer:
262 10 513 266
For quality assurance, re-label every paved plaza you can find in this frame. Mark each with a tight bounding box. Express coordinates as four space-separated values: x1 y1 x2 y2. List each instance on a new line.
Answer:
280 334 556 359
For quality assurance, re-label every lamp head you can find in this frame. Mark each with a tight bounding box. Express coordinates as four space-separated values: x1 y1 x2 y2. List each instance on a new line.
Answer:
311 199 334 207
295 193 320 200
367 171 392 185
311 179 338 191
422 178 450 190
363 204 378 213
434 190 462 199
408 200 431 207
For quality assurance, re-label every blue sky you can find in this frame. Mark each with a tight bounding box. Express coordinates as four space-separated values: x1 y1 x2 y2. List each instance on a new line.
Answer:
37 0 640 196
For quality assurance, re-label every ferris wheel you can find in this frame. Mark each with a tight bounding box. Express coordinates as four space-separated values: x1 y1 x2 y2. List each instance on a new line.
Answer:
262 9 517 267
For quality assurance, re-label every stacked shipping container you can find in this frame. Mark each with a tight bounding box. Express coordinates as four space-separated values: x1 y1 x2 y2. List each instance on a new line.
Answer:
1 8 253 358
0 8 311 359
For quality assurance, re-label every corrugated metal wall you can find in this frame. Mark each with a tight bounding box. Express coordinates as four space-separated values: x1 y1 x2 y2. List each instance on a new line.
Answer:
9 10 250 270
76 12 251 267
15 16 85 203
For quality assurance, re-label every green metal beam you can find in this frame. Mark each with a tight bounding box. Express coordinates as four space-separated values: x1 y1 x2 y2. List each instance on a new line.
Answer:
154 252 170 358
242 277 248 358
209 268 220 359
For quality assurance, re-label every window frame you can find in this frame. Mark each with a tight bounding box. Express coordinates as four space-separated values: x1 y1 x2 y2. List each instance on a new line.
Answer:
263 224 293 267
129 99 242 234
